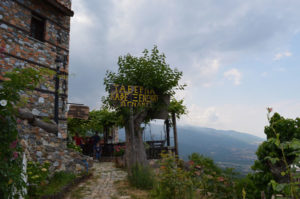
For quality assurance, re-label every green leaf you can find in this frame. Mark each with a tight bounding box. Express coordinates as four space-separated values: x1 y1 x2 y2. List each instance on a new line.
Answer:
290 139 300 150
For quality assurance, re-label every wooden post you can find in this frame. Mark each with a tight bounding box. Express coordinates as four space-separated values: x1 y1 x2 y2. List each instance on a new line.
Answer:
165 119 170 147
172 112 179 158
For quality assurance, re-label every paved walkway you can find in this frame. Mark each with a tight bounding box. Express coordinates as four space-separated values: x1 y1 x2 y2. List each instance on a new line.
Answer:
65 162 129 199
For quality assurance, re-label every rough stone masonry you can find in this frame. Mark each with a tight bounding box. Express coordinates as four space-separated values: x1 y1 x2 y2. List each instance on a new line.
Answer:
0 0 93 173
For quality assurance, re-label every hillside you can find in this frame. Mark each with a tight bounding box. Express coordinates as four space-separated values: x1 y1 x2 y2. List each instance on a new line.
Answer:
119 124 265 174
177 126 264 174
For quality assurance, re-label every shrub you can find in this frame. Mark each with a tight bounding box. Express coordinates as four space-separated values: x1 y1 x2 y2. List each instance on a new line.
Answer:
0 68 44 198
114 145 126 156
27 161 50 198
151 153 194 199
39 171 76 196
128 164 155 190
67 141 82 153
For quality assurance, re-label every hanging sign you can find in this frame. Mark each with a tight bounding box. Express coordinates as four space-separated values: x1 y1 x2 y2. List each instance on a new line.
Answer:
109 84 159 107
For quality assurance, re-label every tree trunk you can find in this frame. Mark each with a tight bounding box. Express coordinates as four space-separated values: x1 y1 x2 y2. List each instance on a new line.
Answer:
172 112 179 158
125 109 148 172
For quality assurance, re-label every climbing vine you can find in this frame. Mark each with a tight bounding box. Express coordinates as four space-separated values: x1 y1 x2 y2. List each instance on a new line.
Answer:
0 68 44 198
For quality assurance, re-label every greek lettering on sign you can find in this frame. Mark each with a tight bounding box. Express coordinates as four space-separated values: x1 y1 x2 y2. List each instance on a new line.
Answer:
109 84 159 107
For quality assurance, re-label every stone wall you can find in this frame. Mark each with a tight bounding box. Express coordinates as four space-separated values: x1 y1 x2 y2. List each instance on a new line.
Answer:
19 120 93 173
0 0 89 174
0 0 70 135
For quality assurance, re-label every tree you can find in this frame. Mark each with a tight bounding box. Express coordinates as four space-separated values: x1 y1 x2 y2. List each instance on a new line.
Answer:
67 109 121 137
104 46 184 169
168 99 187 157
251 110 300 198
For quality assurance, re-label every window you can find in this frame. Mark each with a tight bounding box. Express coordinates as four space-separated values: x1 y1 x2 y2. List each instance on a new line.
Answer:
30 12 45 42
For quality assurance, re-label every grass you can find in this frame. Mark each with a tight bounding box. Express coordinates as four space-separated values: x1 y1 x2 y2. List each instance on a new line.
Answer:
39 171 76 196
114 180 150 199
70 186 86 199
128 164 155 190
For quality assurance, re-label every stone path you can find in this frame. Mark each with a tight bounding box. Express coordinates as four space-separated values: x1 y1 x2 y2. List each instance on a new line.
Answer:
65 162 129 199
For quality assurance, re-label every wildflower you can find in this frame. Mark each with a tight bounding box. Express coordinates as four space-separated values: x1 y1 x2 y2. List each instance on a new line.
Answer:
194 171 201 176
195 165 202 169
8 179 13 185
0 99 7 106
217 176 225 182
267 107 273 113
10 140 18 149
31 175 39 179
13 151 18 159
41 168 47 172
188 160 194 166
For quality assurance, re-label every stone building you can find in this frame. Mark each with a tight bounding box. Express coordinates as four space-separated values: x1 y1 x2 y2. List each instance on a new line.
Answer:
0 0 92 173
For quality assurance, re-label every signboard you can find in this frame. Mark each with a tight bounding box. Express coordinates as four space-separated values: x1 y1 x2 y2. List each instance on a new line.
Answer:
109 84 159 107
67 105 89 120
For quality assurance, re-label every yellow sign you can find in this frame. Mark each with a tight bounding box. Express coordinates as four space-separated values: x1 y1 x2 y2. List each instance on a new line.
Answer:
109 84 159 107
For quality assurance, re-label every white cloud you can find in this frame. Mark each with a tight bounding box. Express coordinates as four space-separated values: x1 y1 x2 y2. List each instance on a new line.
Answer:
261 72 268 77
274 51 292 60
183 105 220 126
188 58 221 88
68 0 300 137
224 68 242 85
72 0 94 27
178 100 300 138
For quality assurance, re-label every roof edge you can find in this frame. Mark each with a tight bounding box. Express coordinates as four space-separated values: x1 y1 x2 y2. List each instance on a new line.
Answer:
45 0 74 17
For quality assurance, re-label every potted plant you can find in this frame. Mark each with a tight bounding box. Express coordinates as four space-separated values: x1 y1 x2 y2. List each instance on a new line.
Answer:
114 145 126 168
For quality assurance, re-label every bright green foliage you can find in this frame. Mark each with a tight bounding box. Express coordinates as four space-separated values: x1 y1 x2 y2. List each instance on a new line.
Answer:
0 68 44 198
37 171 76 197
168 99 187 117
251 112 300 198
67 141 83 153
151 153 245 199
26 161 50 198
168 98 187 119
67 109 121 136
27 161 76 198
103 46 185 121
114 145 126 156
128 164 155 190
67 118 89 136
189 153 239 199
151 153 194 199
104 46 184 96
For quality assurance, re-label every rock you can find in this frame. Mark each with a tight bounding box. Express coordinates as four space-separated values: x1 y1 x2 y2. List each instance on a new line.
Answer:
36 151 42 157
75 164 82 171
53 161 59 167
0 24 8 29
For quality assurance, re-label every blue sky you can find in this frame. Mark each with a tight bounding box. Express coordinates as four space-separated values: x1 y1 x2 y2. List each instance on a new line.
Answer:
68 0 300 138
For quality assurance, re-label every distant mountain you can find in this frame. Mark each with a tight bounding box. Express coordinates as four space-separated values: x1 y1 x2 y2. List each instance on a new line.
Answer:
177 126 264 174
118 124 265 174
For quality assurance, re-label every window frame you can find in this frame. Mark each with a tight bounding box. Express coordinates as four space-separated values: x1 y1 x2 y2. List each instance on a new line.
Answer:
30 12 46 42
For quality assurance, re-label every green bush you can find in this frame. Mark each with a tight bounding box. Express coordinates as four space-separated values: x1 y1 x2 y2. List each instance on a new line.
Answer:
27 161 51 198
39 171 76 196
128 164 155 190
67 141 82 153
151 153 194 199
0 68 45 198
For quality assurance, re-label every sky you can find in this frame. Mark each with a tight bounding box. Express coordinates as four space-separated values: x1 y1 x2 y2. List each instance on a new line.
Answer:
68 0 300 139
